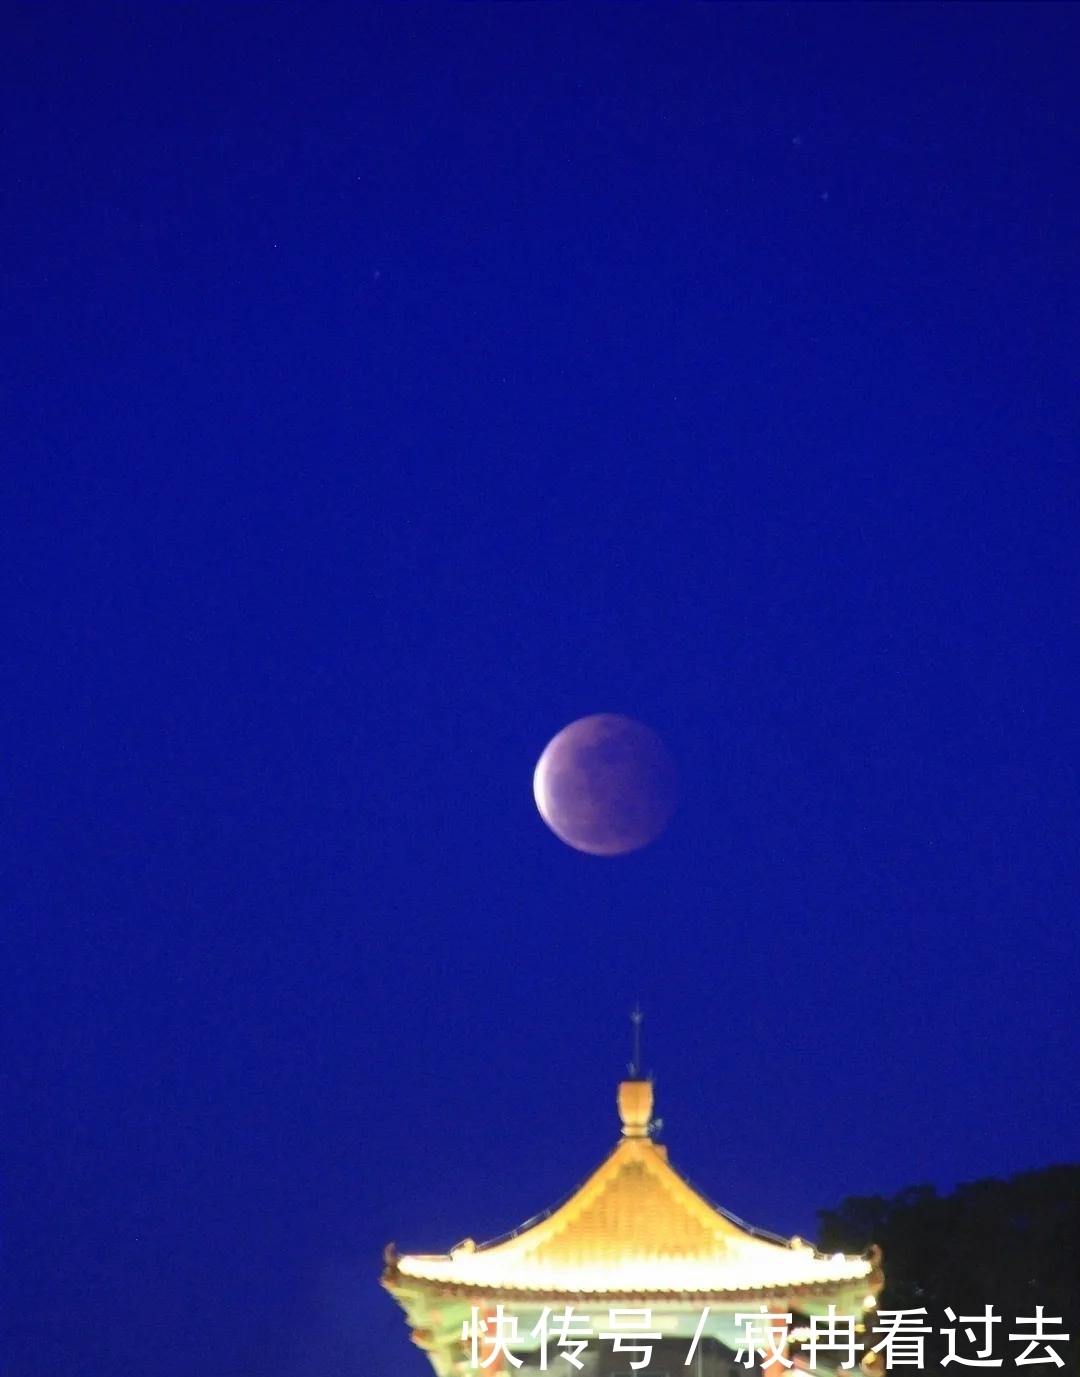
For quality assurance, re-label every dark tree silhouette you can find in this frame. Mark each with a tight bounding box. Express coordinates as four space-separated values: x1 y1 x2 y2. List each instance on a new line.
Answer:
817 1166 1080 1373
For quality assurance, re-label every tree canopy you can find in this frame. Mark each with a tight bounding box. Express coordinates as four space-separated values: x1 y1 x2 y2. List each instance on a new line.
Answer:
817 1166 1080 1373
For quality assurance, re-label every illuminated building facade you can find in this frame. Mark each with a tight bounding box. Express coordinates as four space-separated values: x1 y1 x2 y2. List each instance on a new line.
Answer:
383 1077 882 1375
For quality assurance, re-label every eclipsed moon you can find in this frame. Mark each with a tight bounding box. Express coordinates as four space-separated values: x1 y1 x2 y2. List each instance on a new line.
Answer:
533 714 677 856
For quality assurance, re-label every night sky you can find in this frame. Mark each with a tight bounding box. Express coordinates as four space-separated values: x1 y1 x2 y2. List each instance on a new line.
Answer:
5 5 1080 1375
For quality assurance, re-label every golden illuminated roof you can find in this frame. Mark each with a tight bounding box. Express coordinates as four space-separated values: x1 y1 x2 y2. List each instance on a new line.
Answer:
386 1080 875 1300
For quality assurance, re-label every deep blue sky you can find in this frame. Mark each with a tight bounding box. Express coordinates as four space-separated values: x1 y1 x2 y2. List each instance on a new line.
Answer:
5 4 1079 1374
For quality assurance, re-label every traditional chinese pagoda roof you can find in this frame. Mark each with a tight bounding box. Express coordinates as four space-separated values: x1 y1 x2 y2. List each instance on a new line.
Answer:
385 1079 876 1301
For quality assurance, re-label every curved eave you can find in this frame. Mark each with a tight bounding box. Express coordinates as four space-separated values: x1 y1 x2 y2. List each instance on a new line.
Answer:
385 1277 876 1304
384 1262 880 1304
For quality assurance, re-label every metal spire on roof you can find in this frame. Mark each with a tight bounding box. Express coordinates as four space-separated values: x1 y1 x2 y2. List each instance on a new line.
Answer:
628 1004 643 1079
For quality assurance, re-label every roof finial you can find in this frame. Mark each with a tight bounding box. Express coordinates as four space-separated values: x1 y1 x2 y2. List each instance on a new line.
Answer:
628 1004 643 1079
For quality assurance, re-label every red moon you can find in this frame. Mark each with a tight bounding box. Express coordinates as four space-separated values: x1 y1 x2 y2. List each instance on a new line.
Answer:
533 714 677 856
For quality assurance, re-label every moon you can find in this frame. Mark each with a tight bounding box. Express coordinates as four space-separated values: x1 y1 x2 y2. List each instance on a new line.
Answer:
533 714 677 856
